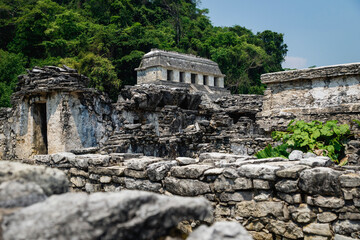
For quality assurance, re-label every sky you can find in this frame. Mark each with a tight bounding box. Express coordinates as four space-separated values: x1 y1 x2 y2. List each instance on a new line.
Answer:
199 0 360 69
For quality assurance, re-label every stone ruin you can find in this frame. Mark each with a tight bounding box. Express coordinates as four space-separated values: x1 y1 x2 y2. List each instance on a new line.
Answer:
1 55 360 239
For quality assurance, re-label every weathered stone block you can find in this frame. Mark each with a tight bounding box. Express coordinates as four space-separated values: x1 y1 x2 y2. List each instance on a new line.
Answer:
147 160 177 181
299 167 342 196
303 223 332 237
88 166 125 176
275 179 299 193
307 196 345 208
235 201 285 218
233 177 253 190
69 168 89 178
124 169 147 179
99 176 112 183
253 179 271 189
124 178 162 192
238 164 281 180
219 191 253 202
317 212 338 223
164 177 210 196
339 173 360 188
124 157 162 170
289 204 315 223
170 164 212 179
299 157 334 167
70 176 86 188
176 157 199 166
266 219 303 239
333 220 360 236
288 150 304 160
276 165 310 179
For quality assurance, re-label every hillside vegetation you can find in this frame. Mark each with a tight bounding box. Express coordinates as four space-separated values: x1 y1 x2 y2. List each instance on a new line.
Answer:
0 0 287 105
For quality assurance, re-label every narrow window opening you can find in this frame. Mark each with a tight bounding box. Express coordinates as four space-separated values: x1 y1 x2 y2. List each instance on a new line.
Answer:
214 77 219 87
191 73 196 84
167 70 173 81
203 75 208 85
33 103 48 154
180 72 185 82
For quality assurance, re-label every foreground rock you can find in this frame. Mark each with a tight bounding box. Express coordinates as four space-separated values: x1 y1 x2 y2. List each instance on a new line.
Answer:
2 190 213 240
188 221 253 240
0 161 68 196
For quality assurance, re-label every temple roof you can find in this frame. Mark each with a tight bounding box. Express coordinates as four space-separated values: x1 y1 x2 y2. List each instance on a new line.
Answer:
135 49 225 77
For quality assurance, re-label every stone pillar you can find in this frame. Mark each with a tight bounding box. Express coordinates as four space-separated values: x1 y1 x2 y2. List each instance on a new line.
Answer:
208 76 214 87
173 70 180 82
219 77 224 88
159 68 167 81
196 74 203 85
184 72 191 84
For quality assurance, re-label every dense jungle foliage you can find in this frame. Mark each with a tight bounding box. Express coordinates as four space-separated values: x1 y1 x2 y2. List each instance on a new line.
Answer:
0 0 288 106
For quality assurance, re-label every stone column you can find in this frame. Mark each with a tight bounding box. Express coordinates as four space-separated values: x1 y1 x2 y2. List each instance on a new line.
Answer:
196 74 203 85
219 77 224 88
173 70 180 82
208 76 214 87
184 72 191 84
159 68 167 81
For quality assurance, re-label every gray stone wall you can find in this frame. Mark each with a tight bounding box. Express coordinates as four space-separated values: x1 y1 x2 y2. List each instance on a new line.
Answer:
258 63 360 132
103 84 266 158
35 152 360 239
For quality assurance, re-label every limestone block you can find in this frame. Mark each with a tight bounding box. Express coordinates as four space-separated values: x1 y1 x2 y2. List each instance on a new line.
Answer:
223 168 240 179
219 191 253 202
277 192 302 204
339 212 360 220
99 176 112 184
339 173 360 188
253 179 271 189
275 179 299 193
164 177 211 196
69 168 89 178
235 201 285 218
84 183 102 193
70 176 86 188
249 231 273 240
213 176 233 192
176 157 199 166
303 223 332 237
233 177 253 190
124 157 162 170
266 219 303 239
2 190 213 240
333 220 360 236
307 195 345 208
170 164 212 179
289 204 315 223
334 234 358 240
276 165 310 179
124 178 162 193
0 180 46 208
124 169 147 179
187 221 253 240
51 152 76 164
253 191 272 201
299 167 342 196
289 150 304 160
204 168 224 176
33 154 51 163
317 212 338 223
238 164 281 180
88 166 125 176
299 157 334 167
147 160 177 181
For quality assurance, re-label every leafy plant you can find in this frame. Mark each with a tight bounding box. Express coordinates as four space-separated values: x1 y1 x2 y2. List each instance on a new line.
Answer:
272 120 351 162
255 144 289 159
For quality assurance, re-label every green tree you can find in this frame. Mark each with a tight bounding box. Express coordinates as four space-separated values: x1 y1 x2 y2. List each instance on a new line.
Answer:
0 50 26 107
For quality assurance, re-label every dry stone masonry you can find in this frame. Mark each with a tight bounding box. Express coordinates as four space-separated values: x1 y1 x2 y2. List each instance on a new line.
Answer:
33 151 360 239
1 57 360 239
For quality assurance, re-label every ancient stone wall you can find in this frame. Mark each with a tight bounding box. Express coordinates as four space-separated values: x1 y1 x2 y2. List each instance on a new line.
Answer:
257 63 360 132
102 84 267 158
35 152 360 239
1 66 113 159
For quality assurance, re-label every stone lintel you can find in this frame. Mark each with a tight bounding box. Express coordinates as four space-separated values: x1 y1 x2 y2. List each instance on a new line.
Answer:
261 62 360 84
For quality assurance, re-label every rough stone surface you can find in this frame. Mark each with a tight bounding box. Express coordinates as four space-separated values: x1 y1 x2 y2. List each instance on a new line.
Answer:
289 150 304 161
299 167 342 196
164 177 211 196
187 221 253 240
303 223 332 237
0 161 68 195
0 181 46 208
2 190 213 240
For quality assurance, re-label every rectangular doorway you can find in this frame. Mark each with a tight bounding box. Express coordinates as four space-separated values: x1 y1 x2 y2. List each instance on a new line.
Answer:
32 103 48 154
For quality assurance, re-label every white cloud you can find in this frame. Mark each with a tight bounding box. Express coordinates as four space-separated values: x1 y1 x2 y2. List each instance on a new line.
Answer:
282 56 307 70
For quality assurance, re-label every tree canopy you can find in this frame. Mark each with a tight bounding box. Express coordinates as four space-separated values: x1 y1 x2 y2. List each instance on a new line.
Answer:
0 0 287 106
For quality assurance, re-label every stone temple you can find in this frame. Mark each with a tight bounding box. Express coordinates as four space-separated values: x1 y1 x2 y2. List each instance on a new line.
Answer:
136 49 225 88
0 52 360 239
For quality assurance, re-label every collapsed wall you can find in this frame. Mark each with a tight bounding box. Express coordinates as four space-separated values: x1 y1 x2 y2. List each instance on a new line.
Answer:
34 151 360 239
103 84 267 158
